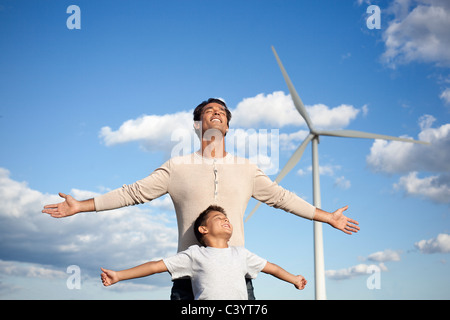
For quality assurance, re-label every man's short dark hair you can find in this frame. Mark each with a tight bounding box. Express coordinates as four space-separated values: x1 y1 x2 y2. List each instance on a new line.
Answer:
193 98 232 127
194 205 227 246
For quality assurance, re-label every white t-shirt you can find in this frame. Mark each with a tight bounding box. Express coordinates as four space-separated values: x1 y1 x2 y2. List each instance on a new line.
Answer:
163 245 267 300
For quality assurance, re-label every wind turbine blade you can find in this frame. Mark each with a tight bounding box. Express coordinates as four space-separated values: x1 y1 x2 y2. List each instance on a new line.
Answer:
245 134 314 222
316 129 429 144
271 46 315 131
274 133 315 183
244 202 263 223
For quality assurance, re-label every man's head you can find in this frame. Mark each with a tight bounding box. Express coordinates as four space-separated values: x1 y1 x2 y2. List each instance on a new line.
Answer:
194 205 232 246
193 98 232 138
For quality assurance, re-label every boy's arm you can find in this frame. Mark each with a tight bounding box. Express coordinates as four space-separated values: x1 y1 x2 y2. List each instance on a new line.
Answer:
101 260 168 286
262 262 307 290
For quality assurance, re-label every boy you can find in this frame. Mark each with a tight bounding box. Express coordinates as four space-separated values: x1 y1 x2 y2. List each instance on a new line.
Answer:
101 205 307 300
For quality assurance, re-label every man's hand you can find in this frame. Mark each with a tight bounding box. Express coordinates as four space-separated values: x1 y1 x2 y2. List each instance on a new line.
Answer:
42 192 94 218
328 205 359 235
313 206 360 235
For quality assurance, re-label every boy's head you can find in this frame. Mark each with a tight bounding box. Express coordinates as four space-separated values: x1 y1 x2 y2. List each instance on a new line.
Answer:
194 205 232 246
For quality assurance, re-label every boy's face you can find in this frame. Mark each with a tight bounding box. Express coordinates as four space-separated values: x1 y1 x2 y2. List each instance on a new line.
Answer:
203 211 233 239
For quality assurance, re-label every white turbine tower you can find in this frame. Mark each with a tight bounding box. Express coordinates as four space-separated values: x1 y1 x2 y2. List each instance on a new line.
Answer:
245 46 429 300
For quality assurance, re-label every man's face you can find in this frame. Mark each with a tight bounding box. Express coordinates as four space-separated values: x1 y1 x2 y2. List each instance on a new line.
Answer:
198 102 229 136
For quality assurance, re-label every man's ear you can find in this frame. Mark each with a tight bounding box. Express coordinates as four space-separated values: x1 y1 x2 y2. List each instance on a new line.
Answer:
193 121 203 138
193 123 199 130
193 121 202 130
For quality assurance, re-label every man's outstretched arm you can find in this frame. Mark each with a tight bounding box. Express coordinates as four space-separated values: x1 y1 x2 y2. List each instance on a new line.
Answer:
253 168 360 235
42 192 95 218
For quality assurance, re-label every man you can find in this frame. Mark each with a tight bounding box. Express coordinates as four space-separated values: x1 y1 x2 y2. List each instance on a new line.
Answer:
43 98 359 299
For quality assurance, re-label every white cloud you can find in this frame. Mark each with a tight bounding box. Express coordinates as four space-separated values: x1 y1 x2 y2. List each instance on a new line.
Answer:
98 92 364 156
367 115 449 173
382 0 450 67
440 88 450 105
148 194 175 211
394 172 450 203
415 233 450 254
97 93 363 177
99 111 193 152
0 168 178 283
356 0 368 6
279 129 309 151
297 165 351 190
367 115 450 173
419 114 436 131
367 249 401 262
297 164 341 176
307 103 360 130
361 104 369 117
325 263 372 280
327 234 449 281
334 176 351 190
225 128 280 175
326 248 400 280
327 234 450 281
0 168 46 219
231 91 303 128
0 260 66 279
231 92 361 130
366 115 450 203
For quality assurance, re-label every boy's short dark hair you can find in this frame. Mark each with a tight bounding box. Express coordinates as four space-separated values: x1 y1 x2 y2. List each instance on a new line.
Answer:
193 98 232 127
194 205 227 246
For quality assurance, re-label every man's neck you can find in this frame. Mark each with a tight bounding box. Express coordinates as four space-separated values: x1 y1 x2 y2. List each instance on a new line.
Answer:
199 138 227 158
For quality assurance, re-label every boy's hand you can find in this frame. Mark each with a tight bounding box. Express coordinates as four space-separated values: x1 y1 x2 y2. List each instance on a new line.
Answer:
101 267 119 286
293 275 307 290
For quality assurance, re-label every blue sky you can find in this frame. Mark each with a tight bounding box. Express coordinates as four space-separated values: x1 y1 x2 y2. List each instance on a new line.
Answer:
0 0 449 300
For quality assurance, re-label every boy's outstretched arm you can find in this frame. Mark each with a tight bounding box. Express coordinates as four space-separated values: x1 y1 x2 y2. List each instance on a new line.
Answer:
262 262 307 290
101 260 168 286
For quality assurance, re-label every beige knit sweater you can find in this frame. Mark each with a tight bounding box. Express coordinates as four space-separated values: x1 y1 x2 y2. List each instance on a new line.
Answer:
94 153 316 252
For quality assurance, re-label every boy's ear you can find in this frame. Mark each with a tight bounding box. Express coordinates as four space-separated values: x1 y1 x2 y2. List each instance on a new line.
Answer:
198 225 208 235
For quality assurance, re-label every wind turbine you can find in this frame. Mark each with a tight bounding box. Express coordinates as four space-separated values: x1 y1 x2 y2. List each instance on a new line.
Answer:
245 46 429 300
